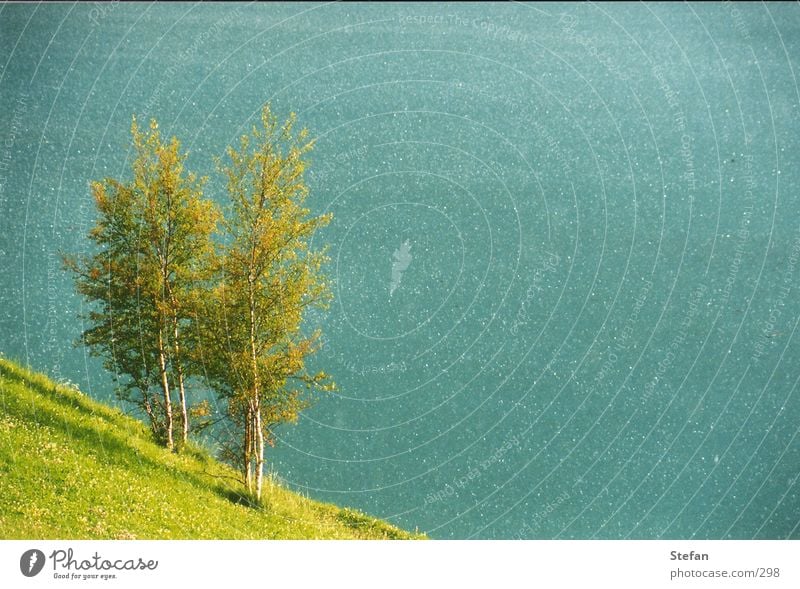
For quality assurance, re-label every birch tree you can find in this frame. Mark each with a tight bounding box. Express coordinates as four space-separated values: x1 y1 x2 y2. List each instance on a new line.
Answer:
202 104 334 499
66 118 218 450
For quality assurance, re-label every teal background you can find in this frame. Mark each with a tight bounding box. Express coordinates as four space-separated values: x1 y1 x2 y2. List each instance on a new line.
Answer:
1 2 799 539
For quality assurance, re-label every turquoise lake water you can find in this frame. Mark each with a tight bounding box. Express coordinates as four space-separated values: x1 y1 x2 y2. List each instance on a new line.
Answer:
1 3 799 539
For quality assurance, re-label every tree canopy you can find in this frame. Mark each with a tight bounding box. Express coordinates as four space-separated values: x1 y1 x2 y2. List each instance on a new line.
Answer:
67 106 334 500
200 105 335 499
66 118 217 450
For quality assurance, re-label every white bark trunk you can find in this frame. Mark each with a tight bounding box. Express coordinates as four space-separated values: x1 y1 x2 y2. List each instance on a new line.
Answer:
255 407 264 501
157 329 174 451
243 402 253 493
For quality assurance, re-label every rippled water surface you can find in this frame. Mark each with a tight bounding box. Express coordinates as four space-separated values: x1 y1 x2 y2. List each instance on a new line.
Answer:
1 3 799 539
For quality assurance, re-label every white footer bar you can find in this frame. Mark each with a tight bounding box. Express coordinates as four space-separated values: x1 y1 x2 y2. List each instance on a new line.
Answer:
1 540 797 588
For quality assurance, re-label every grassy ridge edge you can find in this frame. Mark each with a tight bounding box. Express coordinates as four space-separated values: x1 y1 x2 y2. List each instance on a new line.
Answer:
0 357 423 540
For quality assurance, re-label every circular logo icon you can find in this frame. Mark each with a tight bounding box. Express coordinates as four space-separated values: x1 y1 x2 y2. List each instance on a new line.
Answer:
20 549 46 577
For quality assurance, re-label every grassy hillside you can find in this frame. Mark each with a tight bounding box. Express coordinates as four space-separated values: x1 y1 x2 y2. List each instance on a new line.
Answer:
0 357 422 539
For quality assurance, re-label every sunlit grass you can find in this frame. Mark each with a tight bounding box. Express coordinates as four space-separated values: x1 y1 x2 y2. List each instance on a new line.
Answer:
0 357 423 540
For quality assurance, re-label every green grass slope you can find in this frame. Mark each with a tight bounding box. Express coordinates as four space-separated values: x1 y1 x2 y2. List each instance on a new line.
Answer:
0 357 422 539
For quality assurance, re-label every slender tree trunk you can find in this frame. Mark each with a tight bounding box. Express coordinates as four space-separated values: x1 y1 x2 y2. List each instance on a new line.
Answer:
164 274 189 447
157 328 174 451
176 369 188 445
171 312 189 446
158 201 176 451
247 274 263 500
243 402 253 493
254 399 264 501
